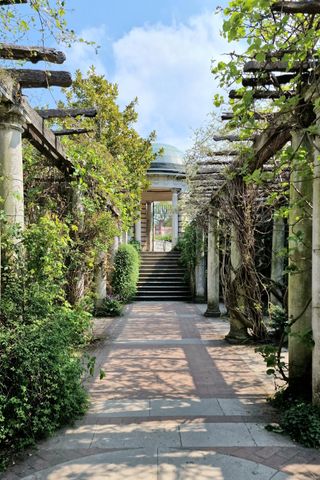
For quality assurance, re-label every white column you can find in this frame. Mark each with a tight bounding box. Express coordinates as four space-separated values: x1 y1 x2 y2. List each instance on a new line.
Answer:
95 251 106 307
270 214 285 306
205 212 220 317
195 228 205 302
172 189 179 248
146 202 153 251
313 132 320 406
0 105 25 227
135 219 142 243
288 130 312 394
121 231 128 244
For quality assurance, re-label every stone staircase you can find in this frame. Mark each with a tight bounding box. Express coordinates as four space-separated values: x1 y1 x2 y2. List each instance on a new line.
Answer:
136 251 190 301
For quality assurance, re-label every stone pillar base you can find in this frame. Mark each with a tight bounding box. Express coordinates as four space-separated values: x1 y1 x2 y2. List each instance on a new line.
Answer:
204 306 221 317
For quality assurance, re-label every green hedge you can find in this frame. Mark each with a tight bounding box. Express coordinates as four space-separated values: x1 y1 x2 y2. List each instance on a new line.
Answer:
111 244 140 302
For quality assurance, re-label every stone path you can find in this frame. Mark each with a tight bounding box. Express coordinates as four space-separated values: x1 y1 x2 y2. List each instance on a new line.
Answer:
3 302 320 479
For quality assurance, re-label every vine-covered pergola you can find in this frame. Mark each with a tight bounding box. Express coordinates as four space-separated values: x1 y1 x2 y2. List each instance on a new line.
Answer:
185 0 320 405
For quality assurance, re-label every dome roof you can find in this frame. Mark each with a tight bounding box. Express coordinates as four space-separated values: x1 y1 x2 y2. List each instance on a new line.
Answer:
148 143 185 175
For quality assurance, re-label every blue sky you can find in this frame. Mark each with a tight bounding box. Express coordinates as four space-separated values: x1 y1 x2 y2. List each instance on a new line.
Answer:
9 0 231 150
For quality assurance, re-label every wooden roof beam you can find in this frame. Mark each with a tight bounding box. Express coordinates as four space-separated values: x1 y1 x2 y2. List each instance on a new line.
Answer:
0 44 66 64
229 89 293 99
53 128 93 136
3 69 72 88
0 0 27 4
36 107 97 119
244 60 311 73
242 73 305 87
221 111 266 121
206 150 238 156
271 1 320 14
213 134 253 142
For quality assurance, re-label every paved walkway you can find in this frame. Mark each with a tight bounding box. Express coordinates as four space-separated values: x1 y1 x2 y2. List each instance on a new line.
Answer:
3 302 320 479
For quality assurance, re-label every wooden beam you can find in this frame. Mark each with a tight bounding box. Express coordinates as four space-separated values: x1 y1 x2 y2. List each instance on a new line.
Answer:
244 60 311 73
229 89 293 99
0 0 27 4
0 43 66 64
221 111 266 121
242 73 303 87
36 107 97 119
53 128 93 136
21 98 75 176
213 134 254 141
3 69 72 88
206 150 238 157
271 1 320 14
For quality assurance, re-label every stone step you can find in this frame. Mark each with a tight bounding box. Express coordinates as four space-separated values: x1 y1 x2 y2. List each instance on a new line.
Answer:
138 287 189 293
135 295 190 301
140 266 184 271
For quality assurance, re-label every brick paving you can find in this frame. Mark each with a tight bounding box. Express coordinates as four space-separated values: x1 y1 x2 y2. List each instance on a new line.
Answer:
2 301 320 479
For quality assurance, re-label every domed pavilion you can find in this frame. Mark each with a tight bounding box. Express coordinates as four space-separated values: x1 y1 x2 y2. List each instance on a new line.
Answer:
134 143 187 251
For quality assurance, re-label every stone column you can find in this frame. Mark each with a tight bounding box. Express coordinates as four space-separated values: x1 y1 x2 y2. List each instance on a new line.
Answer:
146 202 153 251
122 231 128 244
0 104 25 227
225 225 249 340
270 215 285 306
135 218 142 243
0 104 25 299
288 130 313 395
313 132 320 405
172 189 179 248
95 251 106 308
204 212 220 317
195 227 205 303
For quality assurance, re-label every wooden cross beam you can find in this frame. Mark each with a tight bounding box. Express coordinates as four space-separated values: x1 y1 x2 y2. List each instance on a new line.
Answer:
0 0 27 4
0 43 66 64
3 69 72 88
36 107 97 119
221 111 266 121
229 89 293 99
271 1 320 14
205 151 238 157
213 134 254 141
242 73 304 87
244 60 311 73
53 128 93 136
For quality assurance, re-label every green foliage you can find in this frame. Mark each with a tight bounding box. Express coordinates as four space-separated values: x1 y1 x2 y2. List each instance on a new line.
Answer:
0 217 91 469
269 391 320 448
129 239 141 253
0 313 89 469
111 244 140 302
269 305 288 339
155 234 172 242
95 296 123 317
179 223 203 274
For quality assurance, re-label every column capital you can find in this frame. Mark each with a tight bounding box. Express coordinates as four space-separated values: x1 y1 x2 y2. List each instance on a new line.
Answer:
0 103 25 132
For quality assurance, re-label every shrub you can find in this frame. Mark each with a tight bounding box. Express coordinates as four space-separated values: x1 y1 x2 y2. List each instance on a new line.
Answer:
0 215 91 470
111 244 140 302
269 304 288 339
129 239 141 252
95 296 123 317
0 310 90 469
280 402 320 448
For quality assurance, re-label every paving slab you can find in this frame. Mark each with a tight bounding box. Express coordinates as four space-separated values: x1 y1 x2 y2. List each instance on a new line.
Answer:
3 301 320 480
21 450 158 480
150 397 224 417
158 450 290 480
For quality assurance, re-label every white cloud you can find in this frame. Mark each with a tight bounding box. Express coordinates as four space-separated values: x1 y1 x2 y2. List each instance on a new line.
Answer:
112 11 229 151
65 25 109 76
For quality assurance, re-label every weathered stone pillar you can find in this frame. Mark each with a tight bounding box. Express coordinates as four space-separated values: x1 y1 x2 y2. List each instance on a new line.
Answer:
95 251 107 307
122 231 128 244
135 219 142 243
270 214 285 306
225 225 249 341
0 104 25 226
205 212 220 317
172 189 179 248
195 227 205 303
146 202 153 251
312 133 320 405
0 104 25 299
288 130 313 395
